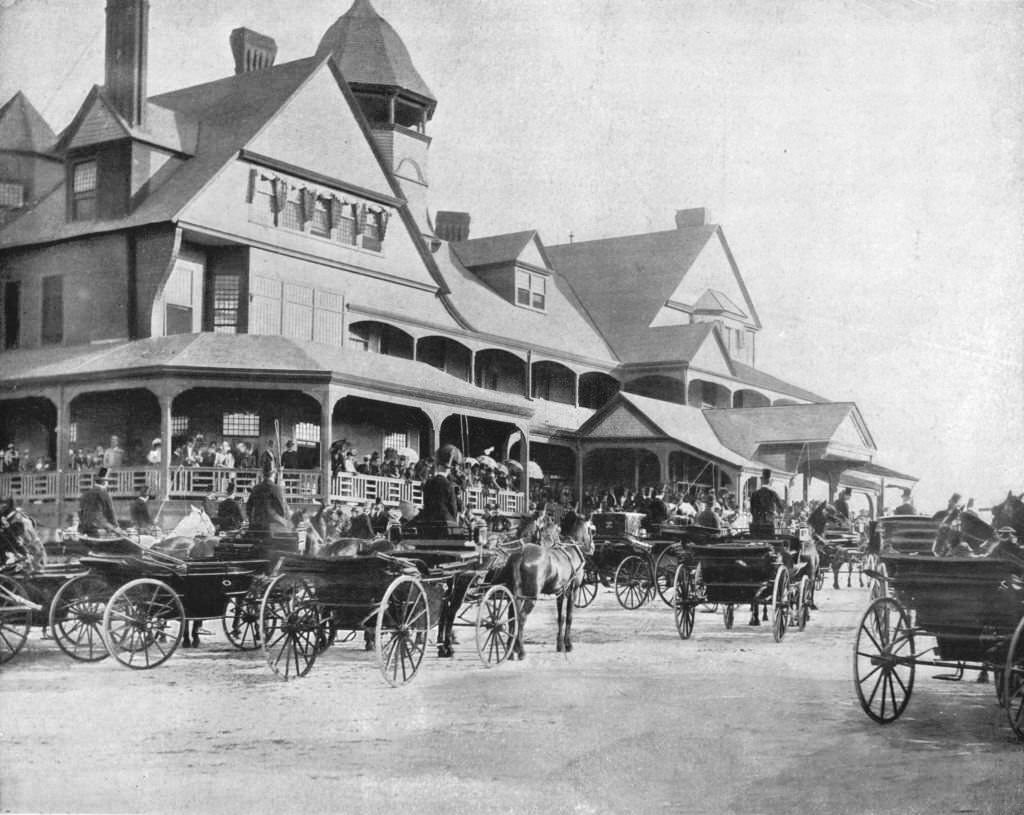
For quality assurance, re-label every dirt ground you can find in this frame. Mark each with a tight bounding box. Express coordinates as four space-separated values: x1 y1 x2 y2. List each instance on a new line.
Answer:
2 576 1023 815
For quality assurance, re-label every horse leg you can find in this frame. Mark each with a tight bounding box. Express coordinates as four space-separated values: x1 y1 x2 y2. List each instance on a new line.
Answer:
515 599 534 660
563 586 574 653
847 558 853 588
749 602 760 626
832 559 840 590
555 594 565 653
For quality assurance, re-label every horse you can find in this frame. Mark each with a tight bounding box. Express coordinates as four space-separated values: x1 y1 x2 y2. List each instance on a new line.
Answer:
0 500 46 572
497 509 593 658
991 491 1024 539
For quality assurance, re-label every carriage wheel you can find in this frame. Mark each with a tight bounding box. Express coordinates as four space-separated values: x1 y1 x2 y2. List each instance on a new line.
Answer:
614 555 652 610
795 575 811 632
376 576 430 687
49 574 112 662
1004 615 1024 740
0 575 31 664
853 597 916 724
723 604 734 630
221 589 264 651
814 565 825 592
260 575 323 680
673 565 695 640
655 546 684 607
102 579 184 670
475 584 518 667
573 568 599 609
700 602 719 614
771 567 790 643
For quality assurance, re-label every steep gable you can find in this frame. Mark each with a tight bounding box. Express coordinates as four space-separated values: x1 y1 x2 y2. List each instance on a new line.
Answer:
243 60 394 198
583 402 662 439
666 231 755 326
0 92 56 153
688 329 733 376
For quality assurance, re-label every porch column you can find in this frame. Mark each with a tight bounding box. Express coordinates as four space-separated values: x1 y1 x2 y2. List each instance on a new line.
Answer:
320 390 334 503
520 427 530 507
526 351 533 399
878 477 886 517
575 441 584 512
55 387 68 527
656 448 670 486
158 391 173 500
572 372 579 408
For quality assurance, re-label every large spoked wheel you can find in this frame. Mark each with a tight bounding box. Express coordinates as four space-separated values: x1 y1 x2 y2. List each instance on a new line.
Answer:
1004 615 1024 740
49 574 112 661
614 555 652 610
854 597 916 724
673 564 695 640
723 604 734 629
771 567 790 643
573 568 599 609
795 575 811 632
222 589 264 651
0 574 32 664
814 566 825 592
260 575 323 680
102 578 185 670
475 584 518 667
655 546 684 607
376 576 430 687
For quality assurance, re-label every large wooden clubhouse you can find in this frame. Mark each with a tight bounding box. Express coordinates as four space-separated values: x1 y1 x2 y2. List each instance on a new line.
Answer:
0 0 912 526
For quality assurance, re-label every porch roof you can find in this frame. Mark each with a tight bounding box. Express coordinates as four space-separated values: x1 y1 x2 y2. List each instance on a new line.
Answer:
0 334 534 416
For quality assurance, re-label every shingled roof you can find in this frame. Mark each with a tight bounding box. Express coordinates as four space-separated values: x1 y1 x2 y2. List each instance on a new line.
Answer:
703 403 874 460
0 92 56 154
316 0 436 107
0 57 322 249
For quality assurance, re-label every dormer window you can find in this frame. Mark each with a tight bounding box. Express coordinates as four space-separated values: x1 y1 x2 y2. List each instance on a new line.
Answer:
71 160 98 220
515 268 547 312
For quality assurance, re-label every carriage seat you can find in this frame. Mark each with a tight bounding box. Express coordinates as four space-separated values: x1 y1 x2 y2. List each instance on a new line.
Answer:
402 521 468 540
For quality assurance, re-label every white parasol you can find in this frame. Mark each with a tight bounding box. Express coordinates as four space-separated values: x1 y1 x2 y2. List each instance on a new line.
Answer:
527 461 544 479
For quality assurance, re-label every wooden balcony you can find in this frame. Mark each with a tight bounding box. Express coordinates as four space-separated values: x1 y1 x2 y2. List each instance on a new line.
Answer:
0 467 527 515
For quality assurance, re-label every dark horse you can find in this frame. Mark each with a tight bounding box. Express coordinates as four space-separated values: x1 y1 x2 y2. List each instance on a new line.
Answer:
991 491 1024 539
0 500 46 571
498 510 593 658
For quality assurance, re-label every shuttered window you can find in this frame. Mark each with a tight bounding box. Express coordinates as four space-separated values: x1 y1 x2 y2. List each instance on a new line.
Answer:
41 275 63 344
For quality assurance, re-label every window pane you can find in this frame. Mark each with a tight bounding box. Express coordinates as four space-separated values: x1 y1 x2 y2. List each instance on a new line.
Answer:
293 422 320 447
281 201 303 231
310 205 330 237
72 196 96 221
222 412 260 437
213 274 240 334
337 216 356 245
532 293 545 310
73 162 97 193
516 288 530 305
0 182 24 207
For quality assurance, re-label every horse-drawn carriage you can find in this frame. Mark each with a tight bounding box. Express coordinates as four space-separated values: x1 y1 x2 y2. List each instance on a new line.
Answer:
854 552 1024 740
672 533 814 642
257 523 519 685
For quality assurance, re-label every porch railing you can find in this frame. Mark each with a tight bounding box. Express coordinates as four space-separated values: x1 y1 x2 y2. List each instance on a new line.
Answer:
0 467 526 515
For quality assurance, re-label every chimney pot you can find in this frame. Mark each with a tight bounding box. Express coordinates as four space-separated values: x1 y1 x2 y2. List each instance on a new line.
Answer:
675 207 712 228
230 28 278 75
435 211 471 242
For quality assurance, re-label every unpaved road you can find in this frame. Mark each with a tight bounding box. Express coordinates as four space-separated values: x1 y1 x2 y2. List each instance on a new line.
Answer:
2 579 1022 815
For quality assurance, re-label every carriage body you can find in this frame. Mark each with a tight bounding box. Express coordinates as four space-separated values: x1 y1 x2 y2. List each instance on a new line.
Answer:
854 552 1024 739
867 515 939 556
671 540 803 642
575 512 659 609
260 529 518 684
880 553 1023 662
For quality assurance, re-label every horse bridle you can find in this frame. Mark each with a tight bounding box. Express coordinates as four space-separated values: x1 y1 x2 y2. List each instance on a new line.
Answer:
0 506 34 556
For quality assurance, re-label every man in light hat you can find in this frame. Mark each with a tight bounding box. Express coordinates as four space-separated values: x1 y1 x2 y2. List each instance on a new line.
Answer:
78 467 119 536
147 438 162 465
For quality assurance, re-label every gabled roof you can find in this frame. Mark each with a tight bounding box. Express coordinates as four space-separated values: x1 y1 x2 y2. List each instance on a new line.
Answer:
316 0 436 108
578 392 755 469
431 242 618 365
451 231 541 268
0 92 56 154
730 361 825 403
693 288 746 318
703 402 875 460
0 58 322 249
612 321 719 367
56 86 198 155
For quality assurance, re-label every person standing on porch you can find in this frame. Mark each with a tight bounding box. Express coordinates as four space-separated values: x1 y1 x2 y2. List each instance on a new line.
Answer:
260 439 278 479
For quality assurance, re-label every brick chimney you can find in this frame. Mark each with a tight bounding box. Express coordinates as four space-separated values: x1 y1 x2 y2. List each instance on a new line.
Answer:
104 0 148 128
435 211 471 242
230 28 278 74
675 207 713 228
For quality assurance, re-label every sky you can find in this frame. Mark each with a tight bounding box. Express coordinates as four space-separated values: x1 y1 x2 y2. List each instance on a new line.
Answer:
1 0 1022 514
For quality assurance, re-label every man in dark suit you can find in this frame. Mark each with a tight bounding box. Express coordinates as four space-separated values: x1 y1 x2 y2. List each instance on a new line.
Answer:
246 471 289 533
418 445 463 525
79 468 119 536
893 488 916 515
749 469 784 539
